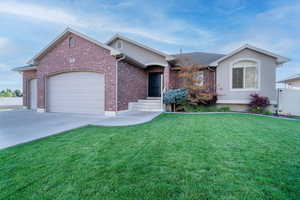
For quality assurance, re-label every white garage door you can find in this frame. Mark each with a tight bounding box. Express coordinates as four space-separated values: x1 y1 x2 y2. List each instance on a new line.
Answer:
47 72 105 114
29 79 37 110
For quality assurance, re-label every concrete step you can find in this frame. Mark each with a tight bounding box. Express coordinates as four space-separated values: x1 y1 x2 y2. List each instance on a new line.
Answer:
146 97 161 100
128 99 163 112
131 108 163 112
137 99 161 103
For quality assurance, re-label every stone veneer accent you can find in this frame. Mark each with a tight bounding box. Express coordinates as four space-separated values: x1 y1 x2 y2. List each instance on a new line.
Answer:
35 33 117 112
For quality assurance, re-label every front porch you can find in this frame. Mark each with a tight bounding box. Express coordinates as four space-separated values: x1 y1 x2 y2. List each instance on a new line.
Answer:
120 65 170 112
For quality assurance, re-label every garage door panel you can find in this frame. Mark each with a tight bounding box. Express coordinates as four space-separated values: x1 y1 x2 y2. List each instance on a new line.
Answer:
47 72 105 114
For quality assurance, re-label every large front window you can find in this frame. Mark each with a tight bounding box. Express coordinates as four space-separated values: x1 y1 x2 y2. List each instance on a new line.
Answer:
232 61 258 90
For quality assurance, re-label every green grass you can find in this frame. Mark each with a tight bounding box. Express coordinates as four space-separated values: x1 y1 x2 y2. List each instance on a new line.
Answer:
1 113 300 200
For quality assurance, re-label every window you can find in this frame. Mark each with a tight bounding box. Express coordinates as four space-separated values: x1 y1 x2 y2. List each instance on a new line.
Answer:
116 40 122 49
232 60 258 90
195 71 204 87
69 37 75 48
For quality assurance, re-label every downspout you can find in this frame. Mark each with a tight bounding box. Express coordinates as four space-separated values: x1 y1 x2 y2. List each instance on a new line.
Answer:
115 54 126 114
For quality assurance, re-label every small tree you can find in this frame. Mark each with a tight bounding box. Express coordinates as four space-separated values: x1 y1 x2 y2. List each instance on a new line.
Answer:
248 93 270 113
14 89 22 97
178 64 217 105
163 88 188 112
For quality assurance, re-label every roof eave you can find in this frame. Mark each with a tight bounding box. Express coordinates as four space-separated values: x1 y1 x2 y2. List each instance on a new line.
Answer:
12 65 37 72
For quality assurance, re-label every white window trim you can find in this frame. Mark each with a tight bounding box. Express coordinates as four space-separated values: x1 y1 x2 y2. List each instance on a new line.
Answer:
229 58 261 91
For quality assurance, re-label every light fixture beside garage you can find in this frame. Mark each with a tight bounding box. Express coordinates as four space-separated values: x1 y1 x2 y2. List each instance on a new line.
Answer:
69 57 76 64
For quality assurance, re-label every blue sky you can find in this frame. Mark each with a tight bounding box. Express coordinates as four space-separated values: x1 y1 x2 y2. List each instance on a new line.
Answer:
0 0 300 90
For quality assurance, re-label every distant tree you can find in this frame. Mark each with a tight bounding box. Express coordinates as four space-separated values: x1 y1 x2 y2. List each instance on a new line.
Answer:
0 89 16 97
14 89 22 97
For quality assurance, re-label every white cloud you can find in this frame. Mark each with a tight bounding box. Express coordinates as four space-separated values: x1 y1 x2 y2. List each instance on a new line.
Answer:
0 1 217 47
0 1 84 27
0 37 16 55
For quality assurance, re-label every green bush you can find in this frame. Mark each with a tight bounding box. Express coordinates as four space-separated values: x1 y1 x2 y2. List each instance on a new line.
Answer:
163 88 187 105
262 110 273 115
183 105 231 112
218 106 231 112
163 88 188 111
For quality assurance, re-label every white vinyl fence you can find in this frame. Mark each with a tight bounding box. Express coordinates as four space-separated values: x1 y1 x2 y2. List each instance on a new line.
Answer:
0 97 23 109
278 88 300 116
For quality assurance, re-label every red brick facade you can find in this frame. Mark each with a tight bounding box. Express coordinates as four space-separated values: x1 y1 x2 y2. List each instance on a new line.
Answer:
33 33 117 111
169 68 216 93
22 31 215 113
117 61 148 110
23 70 37 107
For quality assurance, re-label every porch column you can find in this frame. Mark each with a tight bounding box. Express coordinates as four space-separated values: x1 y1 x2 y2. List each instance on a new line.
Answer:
163 65 170 90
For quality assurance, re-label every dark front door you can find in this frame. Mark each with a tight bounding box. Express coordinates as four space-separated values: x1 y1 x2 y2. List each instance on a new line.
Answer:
148 72 162 97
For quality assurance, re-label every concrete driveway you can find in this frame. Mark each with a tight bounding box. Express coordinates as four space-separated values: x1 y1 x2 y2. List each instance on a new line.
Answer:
0 110 161 149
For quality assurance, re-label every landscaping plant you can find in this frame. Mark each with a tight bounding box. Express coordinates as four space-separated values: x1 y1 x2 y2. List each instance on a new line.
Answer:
248 93 270 113
178 64 217 106
163 88 187 112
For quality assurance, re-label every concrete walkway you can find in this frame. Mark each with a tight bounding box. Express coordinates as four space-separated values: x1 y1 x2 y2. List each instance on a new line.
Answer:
0 110 161 149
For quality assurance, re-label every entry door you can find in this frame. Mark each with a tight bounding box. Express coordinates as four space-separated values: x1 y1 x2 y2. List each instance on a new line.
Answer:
148 72 162 97
29 79 37 109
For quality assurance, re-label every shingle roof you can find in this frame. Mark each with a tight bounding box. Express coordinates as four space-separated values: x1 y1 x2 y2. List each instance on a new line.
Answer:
172 52 225 67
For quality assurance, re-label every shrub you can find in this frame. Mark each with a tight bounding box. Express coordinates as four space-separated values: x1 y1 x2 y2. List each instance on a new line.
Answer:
163 88 188 111
248 93 270 113
218 106 231 112
182 105 231 112
262 110 273 115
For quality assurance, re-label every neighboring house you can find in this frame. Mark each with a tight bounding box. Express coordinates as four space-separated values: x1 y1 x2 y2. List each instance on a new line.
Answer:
13 28 290 115
278 74 300 89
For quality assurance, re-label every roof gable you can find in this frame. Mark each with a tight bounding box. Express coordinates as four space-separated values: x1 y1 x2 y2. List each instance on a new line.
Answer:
209 44 290 66
28 28 121 64
106 34 174 61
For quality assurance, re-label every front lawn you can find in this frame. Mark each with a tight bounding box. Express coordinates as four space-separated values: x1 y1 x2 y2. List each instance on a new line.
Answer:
1 113 300 200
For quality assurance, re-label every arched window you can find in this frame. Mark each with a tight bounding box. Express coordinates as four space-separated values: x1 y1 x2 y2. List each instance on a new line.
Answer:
69 37 75 48
232 60 259 89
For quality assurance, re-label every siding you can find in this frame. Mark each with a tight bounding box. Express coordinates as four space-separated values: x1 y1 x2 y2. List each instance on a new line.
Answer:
216 49 277 103
110 39 168 67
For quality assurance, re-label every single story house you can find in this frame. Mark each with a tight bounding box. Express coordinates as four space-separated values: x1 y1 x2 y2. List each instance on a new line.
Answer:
13 28 290 116
278 74 300 89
